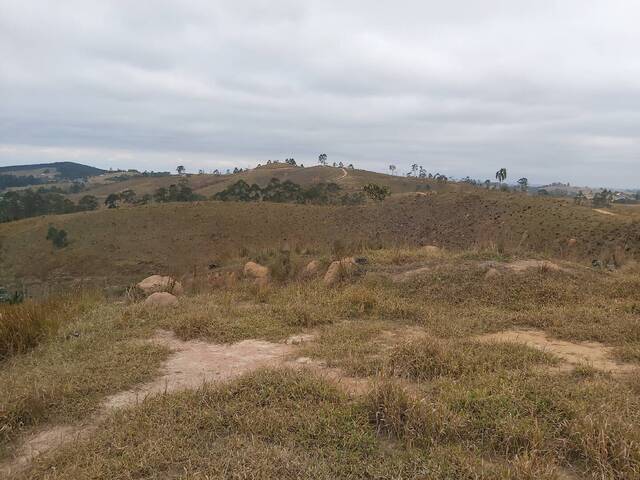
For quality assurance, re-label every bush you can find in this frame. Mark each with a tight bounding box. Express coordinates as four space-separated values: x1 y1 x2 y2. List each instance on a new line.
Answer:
363 183 390 201
46 226 69 248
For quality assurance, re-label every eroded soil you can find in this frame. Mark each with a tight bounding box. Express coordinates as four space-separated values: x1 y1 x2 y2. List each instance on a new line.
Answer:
478 328 637 374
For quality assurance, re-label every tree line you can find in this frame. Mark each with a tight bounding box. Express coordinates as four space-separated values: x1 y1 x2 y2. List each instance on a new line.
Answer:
213 178 365 205
104 179 204 208
0 189 99 223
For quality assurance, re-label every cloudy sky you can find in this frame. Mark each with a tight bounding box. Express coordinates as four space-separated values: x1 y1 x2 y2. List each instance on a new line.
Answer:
1 1 639 187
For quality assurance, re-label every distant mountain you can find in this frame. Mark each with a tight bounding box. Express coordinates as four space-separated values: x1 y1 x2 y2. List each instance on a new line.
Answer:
0 161 106 179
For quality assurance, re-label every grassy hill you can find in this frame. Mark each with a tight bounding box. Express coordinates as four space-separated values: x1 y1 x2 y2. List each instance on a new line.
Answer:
70 164 452 203
1 188 638 295
0 162 106 180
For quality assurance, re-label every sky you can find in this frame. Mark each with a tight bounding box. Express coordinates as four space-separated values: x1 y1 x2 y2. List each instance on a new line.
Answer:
1 1 639 188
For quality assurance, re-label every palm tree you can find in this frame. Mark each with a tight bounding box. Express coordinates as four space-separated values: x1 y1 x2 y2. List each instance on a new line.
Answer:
517 177 528 192
495 168 507 184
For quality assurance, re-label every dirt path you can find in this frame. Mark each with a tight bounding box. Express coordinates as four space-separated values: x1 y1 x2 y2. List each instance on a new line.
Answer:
593 208 617 216
478 329 636 374
337 167 348 180
1 330 365 477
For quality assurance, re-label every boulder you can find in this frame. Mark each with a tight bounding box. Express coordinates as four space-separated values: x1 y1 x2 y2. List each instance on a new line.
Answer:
243 261 270 279
567 238 578 248
144 292 178 307
323 257 358 286
137 275 183 296
300 260 321 279
422 245 442 255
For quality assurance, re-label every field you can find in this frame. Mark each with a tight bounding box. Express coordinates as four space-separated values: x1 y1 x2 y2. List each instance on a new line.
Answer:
1 183 639 296
1 166 640 479
1 245 640 478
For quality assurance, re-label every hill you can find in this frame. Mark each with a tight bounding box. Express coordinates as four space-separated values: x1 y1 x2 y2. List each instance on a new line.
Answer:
1 189 637 295
0 162 106 180
71 164 458 203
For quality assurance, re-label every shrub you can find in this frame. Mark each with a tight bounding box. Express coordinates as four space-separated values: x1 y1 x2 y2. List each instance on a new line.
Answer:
363 183 390 201
46 226 69 248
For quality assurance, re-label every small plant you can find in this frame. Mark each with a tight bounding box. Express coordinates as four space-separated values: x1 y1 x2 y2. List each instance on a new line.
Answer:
46 226 69 248
363 183 390 201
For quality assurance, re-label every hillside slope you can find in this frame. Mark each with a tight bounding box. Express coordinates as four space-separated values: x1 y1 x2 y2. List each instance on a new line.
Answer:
1 190 637 294
0 162 106 179
72 165 454 203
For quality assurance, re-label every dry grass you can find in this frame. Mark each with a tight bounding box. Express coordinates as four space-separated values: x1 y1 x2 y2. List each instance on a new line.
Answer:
2 187 639 295
0 292 101 361
16 369 573 480
2 246 640 478
0 302 169 455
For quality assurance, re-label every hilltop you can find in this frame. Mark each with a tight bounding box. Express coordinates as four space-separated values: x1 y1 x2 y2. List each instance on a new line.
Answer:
66 164 452 203
0 162 106 181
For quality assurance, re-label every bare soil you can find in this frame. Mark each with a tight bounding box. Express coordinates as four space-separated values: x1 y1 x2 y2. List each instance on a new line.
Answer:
593 208 617 216
478 328 637 374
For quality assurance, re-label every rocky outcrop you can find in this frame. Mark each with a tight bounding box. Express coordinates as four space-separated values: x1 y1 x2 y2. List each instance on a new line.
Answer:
137 275 183 296
144 292 178 307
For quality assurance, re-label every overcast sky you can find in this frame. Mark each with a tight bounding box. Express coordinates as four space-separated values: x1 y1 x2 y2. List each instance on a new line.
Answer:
1 1 639 187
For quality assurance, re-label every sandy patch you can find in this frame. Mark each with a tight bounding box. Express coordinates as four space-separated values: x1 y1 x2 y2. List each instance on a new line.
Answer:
593 208 617 216
105 331 291 409
478 329 636 374
482 259 568 274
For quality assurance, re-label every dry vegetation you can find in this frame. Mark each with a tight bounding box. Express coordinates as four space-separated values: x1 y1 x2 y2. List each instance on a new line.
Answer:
1 245 640 478
2 185 639 297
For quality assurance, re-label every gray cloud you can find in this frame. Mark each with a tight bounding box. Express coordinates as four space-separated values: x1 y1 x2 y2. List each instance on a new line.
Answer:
1 0 639 187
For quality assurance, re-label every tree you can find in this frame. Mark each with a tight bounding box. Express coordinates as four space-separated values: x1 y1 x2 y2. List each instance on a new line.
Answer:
78 195 98 211
120 189 137 204
213 169 220 176
484 179 491 190
517 177 528 192
104 193 120 209
389 165 397 176
410 164 418 176
177 165 186 175
363 183 390 201
46 226 68 248
574 191 586 205
318 154 327 165
592 189 613 208
495 168 507 184
348 164 354 169
153 187 168 203
434 173 448 183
